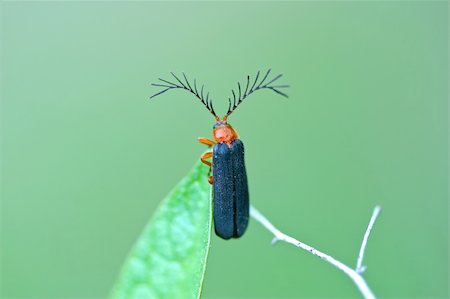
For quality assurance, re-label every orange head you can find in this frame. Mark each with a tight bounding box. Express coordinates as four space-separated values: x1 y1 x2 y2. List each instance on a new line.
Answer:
213 120 239 144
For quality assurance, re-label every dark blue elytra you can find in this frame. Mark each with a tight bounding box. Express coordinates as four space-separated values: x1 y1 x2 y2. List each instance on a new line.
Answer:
212 139 249 239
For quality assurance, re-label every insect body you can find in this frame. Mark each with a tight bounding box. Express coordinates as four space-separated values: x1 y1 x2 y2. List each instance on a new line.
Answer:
198 121 249 239
150 70 288 239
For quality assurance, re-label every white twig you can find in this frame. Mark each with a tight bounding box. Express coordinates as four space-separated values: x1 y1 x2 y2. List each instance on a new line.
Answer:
356 205 382 274
250 205 381 299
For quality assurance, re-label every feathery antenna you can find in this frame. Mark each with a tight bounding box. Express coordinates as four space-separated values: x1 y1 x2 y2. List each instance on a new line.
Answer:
150 72 219 120
225 69 289 119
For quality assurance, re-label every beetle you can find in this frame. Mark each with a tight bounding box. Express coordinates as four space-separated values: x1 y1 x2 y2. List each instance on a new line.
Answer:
150 69 288 239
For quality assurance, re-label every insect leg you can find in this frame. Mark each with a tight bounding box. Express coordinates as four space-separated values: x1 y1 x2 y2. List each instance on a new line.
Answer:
200 151 214 184
198 137 215 147
200 151 212 167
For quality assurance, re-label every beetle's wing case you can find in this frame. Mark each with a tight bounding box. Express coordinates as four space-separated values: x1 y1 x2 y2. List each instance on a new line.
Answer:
212 143 235 239
212 139 249 239
231 139 249 237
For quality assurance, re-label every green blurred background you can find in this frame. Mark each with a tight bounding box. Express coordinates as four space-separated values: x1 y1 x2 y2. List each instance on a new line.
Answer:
1 1 448 298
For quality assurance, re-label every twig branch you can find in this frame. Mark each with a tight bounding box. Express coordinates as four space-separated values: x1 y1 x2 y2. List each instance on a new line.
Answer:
250 205 381 299
356 205 382 274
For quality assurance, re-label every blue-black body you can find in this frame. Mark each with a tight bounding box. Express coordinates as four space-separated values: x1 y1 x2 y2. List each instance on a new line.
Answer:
212 139 249 239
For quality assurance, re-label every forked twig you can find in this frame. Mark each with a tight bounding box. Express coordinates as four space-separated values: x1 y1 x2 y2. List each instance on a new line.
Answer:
356 206 381 274
250 205 381 299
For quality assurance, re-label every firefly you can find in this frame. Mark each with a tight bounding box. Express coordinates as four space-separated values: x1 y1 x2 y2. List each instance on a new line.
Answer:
150 70 288 239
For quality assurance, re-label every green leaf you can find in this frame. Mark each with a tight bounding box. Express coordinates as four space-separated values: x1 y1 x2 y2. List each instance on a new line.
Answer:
111 159 212 299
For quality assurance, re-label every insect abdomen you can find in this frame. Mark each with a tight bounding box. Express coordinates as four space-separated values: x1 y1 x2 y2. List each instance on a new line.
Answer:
212 139 249 239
